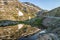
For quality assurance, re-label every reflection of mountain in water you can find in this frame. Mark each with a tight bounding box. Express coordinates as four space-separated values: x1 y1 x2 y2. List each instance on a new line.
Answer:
19 30 59 40
0 20 19 27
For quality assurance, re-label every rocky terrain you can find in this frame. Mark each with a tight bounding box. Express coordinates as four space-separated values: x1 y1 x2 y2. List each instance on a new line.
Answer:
43 7 60 16
41 7 60 40
25 6 60 40
0 0 41 40
0 0 60 40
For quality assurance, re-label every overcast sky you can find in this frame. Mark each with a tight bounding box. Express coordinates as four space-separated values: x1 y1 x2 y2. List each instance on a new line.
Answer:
19 0 60 10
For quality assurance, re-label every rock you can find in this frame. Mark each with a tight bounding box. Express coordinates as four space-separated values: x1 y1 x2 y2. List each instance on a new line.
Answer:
18 24 24 29
42 17 60 39
38 33 59 40
18 10 24 16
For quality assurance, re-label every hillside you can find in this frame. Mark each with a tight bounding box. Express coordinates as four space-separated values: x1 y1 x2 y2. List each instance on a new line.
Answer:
41 7 60 40
22 2 41 10
43 7 60 17
0 0 41 40
1 0 60 40
18 2 42 21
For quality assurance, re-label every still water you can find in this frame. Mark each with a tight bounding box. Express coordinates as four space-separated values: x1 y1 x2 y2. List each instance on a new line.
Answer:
18 29 59 40
18 30 47 40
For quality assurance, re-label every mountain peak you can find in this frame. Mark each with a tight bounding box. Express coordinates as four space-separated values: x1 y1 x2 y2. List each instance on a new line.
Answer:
22 2 41 10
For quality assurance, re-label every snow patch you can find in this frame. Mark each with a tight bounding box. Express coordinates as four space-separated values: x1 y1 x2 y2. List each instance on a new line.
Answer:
18 11 24 16
18 24 24 29
16 8 24 16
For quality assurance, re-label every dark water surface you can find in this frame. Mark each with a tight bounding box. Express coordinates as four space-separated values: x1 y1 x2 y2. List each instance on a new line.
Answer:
18 29 59 40
18 30 46 40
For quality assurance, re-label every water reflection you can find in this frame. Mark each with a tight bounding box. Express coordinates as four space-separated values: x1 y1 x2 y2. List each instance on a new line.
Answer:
19 30 59 40
0 20 23 27
19 30 46 40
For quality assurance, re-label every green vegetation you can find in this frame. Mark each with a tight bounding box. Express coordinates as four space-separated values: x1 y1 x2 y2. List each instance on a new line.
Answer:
33 18 43 26
26 17 45 28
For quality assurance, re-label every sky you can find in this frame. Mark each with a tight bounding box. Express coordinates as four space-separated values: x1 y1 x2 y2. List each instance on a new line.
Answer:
19 0 60 10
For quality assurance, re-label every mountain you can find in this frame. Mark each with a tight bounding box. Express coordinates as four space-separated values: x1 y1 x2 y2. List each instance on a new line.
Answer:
22 2 41 10
0 0 42 21
42 7 60 27
42 7 60 39
1 0 60 40
18 2 42 21
0 0 41 40
44 7 60 17
0 0 18 21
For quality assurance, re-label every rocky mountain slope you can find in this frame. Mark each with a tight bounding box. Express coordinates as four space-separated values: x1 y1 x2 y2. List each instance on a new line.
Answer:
22 2 41 10
42 7 60 27
18 2 42 21
41 7 60 40
43 7 60 17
